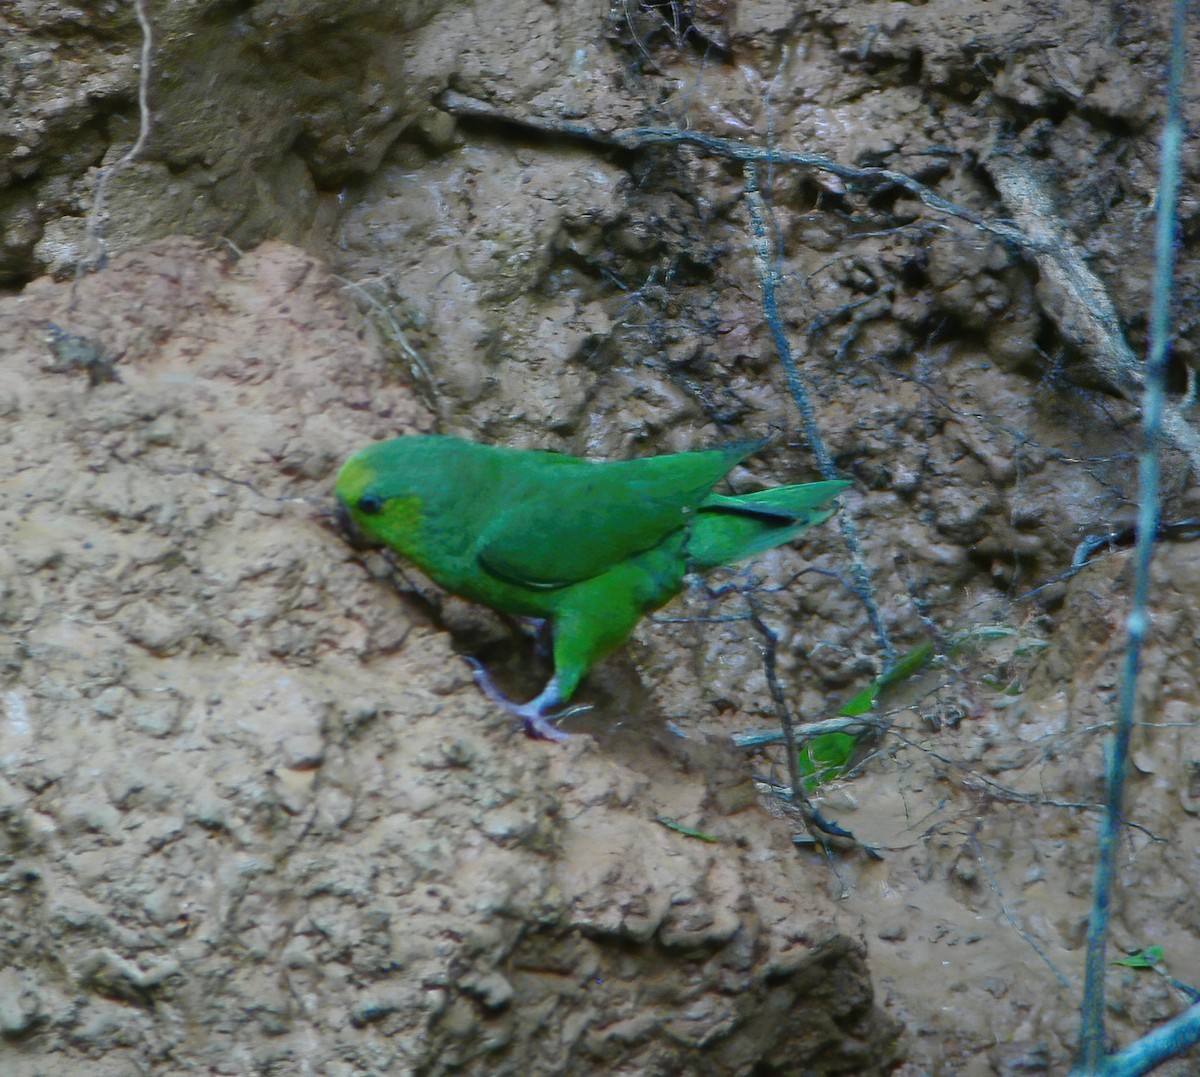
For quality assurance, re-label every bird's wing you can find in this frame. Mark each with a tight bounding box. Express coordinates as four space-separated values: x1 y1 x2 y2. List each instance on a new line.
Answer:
476 443 762 587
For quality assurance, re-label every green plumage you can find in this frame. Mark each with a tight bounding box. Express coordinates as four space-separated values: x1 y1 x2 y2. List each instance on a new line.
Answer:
335 435 848 739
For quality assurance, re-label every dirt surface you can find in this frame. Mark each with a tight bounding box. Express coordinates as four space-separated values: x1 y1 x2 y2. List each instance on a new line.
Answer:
3 0 1200 1074
0 240 900 1076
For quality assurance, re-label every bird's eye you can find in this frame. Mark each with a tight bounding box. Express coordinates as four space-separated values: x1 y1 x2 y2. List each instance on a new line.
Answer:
357 494 384 515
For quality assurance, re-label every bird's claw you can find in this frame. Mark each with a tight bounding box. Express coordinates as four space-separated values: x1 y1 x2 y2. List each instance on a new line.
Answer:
520 700 594 742
464 656 511 706
462 656 588 742
518 710 573 743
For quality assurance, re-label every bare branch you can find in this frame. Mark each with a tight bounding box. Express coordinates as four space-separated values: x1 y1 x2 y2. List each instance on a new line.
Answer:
440 89 1200 480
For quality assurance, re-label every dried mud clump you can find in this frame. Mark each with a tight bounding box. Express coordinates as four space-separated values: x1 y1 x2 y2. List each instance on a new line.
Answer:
0 239 899 1075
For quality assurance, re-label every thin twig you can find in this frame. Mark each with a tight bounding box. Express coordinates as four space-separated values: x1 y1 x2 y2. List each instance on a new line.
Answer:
742 592 881 860
82 0 155 274
1073 2 1193 1073
744 594 804 801
439 91 1031 247
731 712 889 749
332 275 443 418
970 831 1074 993
742 161 895 665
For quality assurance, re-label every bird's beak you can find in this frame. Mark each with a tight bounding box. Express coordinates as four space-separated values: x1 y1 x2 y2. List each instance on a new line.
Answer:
333 497 378 551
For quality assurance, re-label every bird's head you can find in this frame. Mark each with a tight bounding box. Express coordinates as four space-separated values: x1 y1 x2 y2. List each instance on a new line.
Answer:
333 442 423 553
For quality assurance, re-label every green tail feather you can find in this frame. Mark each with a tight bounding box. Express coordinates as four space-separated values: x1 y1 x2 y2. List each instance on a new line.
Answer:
687 480 850 569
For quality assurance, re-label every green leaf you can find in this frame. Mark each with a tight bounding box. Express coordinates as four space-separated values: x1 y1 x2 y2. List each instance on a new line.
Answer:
654 817 721 843
796 731 857 791
1113 946 1164 969
839 642 935 717
799 643 935 791
949 623 1048 655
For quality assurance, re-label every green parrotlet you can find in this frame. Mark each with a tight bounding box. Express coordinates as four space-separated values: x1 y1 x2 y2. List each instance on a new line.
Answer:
335 435 849 741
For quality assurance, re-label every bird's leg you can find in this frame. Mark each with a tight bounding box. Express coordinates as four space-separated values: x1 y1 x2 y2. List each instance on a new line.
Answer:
510 615 553 662
462 658 588 742
532 618 554 663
